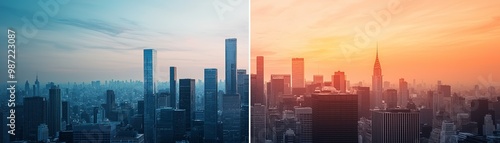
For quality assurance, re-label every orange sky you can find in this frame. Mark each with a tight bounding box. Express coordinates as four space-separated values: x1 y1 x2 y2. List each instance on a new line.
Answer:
251 0 500 88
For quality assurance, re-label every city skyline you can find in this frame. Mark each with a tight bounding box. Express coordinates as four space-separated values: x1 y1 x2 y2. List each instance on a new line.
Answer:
251 0 500 86
0 1 249 83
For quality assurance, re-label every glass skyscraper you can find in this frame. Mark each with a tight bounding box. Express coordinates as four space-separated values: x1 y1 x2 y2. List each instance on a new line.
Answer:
223 38 242 143
48 86 61 138
204 68 218 142
179 78 195 131
225 38 237 95
143 49 157 143
170 66 177 108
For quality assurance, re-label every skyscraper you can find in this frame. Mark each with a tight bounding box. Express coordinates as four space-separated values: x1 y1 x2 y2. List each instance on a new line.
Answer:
295 107 312 143
440 121 458 143
225 38 238 95
170 66 177 108
237 69 249 106
255 56 265 105
384 89 398 109
204 68 219 142
105 90 115 119
251 74 260 105
372 109 420 143
224 38 241 143
372 45 383 109
23 96 47 142
48 86 61 137
155 107 175 142
251 104 266 143
399 78 409 107
143 49 157 143
291 58 305 88
353 86 371 119
313 75 323 85
333 71 346 93
35 74 40 96
179 78 195 131
24 80 30 96
62 101 69 126
223 94 241 143
471 98 495 135
269 75 285 107
311 93 358 143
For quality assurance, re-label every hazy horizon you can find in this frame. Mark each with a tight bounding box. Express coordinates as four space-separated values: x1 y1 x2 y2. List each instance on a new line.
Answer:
251 0 500 88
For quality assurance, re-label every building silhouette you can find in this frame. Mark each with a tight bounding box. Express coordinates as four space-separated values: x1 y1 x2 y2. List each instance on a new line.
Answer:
372 109 420 143
254 56 265 105
384 89 398 109
62 101 69 127
143 49 157 143
313 75 323 86
270 75 286 107
48 86 62 137
238 69 249 107
372 44 383 109
23 96 47 142
155 107 175 142
399 78 409 107
295 107 312 143
204 68 219 142
291 58 305 89
179 78 196 131
353 86 371 119
471 98 495 135
311 93 358 143
73 124 112 142
333 71 346 93
105 90 116 119
225 38 238 95
170 66 177 108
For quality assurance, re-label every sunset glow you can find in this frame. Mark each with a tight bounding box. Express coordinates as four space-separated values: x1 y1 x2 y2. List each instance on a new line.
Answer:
251 0 500 87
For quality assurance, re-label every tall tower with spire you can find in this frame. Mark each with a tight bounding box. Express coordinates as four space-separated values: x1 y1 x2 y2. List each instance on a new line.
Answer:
372 43 383 109
35 74 40 96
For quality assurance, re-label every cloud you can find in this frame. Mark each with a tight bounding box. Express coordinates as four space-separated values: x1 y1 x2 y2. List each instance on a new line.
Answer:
55 18 127 36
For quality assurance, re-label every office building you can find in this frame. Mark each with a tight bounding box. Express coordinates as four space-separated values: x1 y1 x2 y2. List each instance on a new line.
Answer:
48 86 61 137
170 66 177 108
24 96 48 142
143 49 157 143
333 71 346 93
372 109 420 143
251 104 266 143
384 89 398 109
204 68 219 142
225 38 238 95
255 56 265 105
353 86 371 119
179 78 195 131
291 58 305 88
238 69 249 106
295 107 312 143
73 124 113 142
155 107 175 142
311 93 358 143
223 94 241 143
399 78 409 107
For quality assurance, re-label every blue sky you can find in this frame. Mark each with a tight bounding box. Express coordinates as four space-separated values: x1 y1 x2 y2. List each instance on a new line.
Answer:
0 0 249 84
